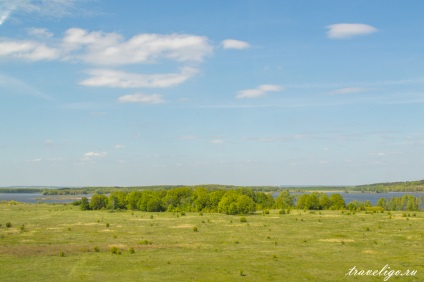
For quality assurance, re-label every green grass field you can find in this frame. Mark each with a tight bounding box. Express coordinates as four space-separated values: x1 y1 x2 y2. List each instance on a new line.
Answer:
0 203 422 281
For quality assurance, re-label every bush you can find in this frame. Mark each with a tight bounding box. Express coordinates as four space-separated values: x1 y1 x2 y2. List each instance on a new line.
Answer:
193 226 198 232
105 222 110 227
240 217 247 223
94 246 100 252
279 209 286 214
129 247 135 254
110 246 118 254
5 222 12 228
59 251 65 257
137 240 152 245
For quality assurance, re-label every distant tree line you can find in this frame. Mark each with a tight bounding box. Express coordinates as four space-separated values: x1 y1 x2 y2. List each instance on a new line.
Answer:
43 185 281 196
351 180 424 193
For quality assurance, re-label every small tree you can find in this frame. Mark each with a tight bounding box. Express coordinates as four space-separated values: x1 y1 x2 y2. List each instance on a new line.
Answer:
80 197 90 210
89 194 108 210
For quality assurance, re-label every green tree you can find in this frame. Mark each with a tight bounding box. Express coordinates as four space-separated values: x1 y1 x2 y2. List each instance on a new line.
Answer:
108 191 127 210
89 194 108 210
237 195 256 214
125 191 142 210
318 193 331 210
80 197 90 210
275 190 294 209
329 194 345 210
296 194 309 210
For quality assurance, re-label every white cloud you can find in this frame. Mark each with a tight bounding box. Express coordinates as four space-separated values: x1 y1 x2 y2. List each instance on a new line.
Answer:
80 151 107 162
114 144 125 149
27 28 54 38
221 39 250 50
62 28 212 65
0 27 213 94
331 87 367 95
84 152 107 157
117 93 166 104
0 0 91 26
236 84 283 99
80 67 197 88
0 40 60 61
211 139 224 144
326 23 377 39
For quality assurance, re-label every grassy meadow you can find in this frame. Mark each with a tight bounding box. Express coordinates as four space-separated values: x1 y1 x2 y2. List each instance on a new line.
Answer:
0 203 423 281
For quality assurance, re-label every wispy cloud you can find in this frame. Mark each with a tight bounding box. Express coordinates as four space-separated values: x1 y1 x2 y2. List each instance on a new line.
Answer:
221 39 250 50
0 73 52 100
326 23 378 39
62 28 213 65
80 151 107 162
80 67 198 89
211 139 224 144
0 28 213 94
84 152 107 158
0 0 94 26
0 40 60 61
27 28 54 38
330 87 368 95
236 84 283 99
117 93 166 104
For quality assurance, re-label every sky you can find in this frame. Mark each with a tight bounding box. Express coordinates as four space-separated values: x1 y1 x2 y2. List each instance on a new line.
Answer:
1 0 424 187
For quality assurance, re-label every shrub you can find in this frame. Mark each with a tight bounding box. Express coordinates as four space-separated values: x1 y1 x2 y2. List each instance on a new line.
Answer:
279 209 286 214
59 251 65 257
94 246 100 252
138 240 152 245
6 222 12 228
193 226 198 232
180 211 186 216
240 217 247 223
129 247 135 254
106 222 110 227
19 225 25 232
110 246 118 254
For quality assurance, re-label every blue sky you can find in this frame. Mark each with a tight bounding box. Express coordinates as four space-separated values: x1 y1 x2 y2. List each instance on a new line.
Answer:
1 0 424 186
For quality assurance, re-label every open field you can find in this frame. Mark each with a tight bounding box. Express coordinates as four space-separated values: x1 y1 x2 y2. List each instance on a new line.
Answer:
0 203 423 281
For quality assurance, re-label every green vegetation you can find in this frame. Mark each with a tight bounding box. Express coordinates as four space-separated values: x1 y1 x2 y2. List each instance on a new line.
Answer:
0 202 422 281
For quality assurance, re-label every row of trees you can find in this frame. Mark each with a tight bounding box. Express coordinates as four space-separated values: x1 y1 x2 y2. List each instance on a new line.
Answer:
78 187 294 214
296 192 346 210
76 188 424 213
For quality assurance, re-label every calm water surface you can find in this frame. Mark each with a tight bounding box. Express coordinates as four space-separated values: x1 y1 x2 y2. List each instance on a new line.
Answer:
1 192 423 205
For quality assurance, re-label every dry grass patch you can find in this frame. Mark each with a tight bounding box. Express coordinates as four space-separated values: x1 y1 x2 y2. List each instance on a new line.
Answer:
318 238 355 243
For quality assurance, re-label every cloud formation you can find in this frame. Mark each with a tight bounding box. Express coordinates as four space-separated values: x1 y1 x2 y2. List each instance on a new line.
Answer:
0 28 218 92
63 28 213 65
80 151 107 162
221 39 250 50
117 93 166 104
236 84 283 99
326 23 377 39
331 87 368 95
80 67 198 88
0 0 87 26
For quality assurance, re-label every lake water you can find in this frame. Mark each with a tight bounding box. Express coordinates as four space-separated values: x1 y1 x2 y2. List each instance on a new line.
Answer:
0 193 90 204
1 192 423 205
274 192 424 205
